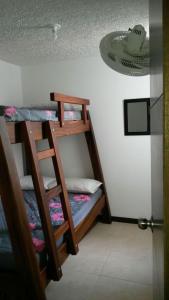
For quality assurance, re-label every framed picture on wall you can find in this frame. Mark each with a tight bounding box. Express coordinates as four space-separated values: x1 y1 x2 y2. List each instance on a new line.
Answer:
123 98 150 135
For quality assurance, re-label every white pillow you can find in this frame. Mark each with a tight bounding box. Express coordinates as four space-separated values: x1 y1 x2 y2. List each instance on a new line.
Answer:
20 176 102 194
48 178 102 193
65 178 102 194
20 175 57 190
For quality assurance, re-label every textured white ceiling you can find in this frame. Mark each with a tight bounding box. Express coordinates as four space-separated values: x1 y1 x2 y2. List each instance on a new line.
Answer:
0 0 149 66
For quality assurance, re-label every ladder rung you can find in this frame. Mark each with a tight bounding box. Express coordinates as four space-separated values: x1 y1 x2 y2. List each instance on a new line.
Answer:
37 148 55 160
54 221 69 241
46 185 62 201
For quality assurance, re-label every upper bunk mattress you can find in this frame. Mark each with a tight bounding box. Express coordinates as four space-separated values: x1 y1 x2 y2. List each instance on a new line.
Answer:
0 188 102 271
0 105 82 121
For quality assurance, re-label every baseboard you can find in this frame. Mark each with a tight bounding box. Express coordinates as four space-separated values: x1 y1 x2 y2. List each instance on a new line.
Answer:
111 216 138 224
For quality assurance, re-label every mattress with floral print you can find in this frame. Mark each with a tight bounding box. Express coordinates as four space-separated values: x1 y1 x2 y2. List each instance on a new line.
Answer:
0 188 102 270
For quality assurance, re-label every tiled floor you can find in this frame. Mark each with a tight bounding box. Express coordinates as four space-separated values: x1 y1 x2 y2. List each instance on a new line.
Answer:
46 222 153 300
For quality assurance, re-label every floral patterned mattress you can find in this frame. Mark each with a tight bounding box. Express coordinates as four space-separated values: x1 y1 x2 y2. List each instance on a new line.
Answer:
0 188 102 270
0 105 81 121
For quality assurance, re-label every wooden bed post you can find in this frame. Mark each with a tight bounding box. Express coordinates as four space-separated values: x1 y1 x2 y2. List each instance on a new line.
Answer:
0 117 46 300
85 114 112 224
46 121 79 254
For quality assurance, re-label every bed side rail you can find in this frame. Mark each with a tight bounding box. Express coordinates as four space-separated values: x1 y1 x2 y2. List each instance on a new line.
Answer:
50 92 90 126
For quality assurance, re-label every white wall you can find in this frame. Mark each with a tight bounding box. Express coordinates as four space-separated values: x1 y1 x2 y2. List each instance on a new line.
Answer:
0 59 24 177
21 56 151 219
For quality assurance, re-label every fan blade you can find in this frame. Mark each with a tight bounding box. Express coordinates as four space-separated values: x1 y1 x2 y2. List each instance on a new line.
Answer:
120 59 142 69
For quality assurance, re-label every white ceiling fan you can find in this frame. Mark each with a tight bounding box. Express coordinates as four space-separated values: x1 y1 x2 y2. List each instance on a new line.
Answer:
99 25 149 76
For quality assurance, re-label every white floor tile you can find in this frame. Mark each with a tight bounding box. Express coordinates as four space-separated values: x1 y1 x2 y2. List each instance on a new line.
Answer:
46 222 153 300
101 250 153 285
90 275 153 300
62 249 108 275
46 271 98 300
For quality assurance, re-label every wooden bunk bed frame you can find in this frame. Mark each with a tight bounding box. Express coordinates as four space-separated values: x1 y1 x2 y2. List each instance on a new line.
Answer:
0 93 111 300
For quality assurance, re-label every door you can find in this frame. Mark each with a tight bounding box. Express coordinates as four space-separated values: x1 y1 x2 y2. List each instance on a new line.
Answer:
138 1 169 299
150 0 164 299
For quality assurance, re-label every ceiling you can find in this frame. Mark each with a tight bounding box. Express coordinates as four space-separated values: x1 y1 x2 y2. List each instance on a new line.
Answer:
0 0 149 66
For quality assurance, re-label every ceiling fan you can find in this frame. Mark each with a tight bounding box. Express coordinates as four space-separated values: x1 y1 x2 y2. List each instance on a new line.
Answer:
99 24 149 76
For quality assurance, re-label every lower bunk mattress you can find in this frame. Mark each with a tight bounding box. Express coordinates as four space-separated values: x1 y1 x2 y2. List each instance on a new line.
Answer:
0 188 102 271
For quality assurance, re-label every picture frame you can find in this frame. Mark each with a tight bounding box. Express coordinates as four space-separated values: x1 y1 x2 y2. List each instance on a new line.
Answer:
123 98 150 136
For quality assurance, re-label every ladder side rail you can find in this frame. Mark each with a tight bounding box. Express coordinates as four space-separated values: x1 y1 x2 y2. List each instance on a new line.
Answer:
45 121 78 254
20 121 62 281
85 113 112 223
0 117 46 300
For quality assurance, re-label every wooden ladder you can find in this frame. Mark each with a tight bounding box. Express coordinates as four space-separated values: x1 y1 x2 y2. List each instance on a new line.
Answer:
0 117 47 300
21 121 78 281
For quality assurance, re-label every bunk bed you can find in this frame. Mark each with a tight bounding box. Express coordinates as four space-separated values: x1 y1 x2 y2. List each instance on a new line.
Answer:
0 93 112 300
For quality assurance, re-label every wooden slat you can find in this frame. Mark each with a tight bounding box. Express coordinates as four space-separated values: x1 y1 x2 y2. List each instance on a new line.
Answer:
54 221 69 241
50 92 90 105
58 102 64 127
37 148 55 160
46 185 62 201
52 122 90 138
82 104 87 124
6 120 90 143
